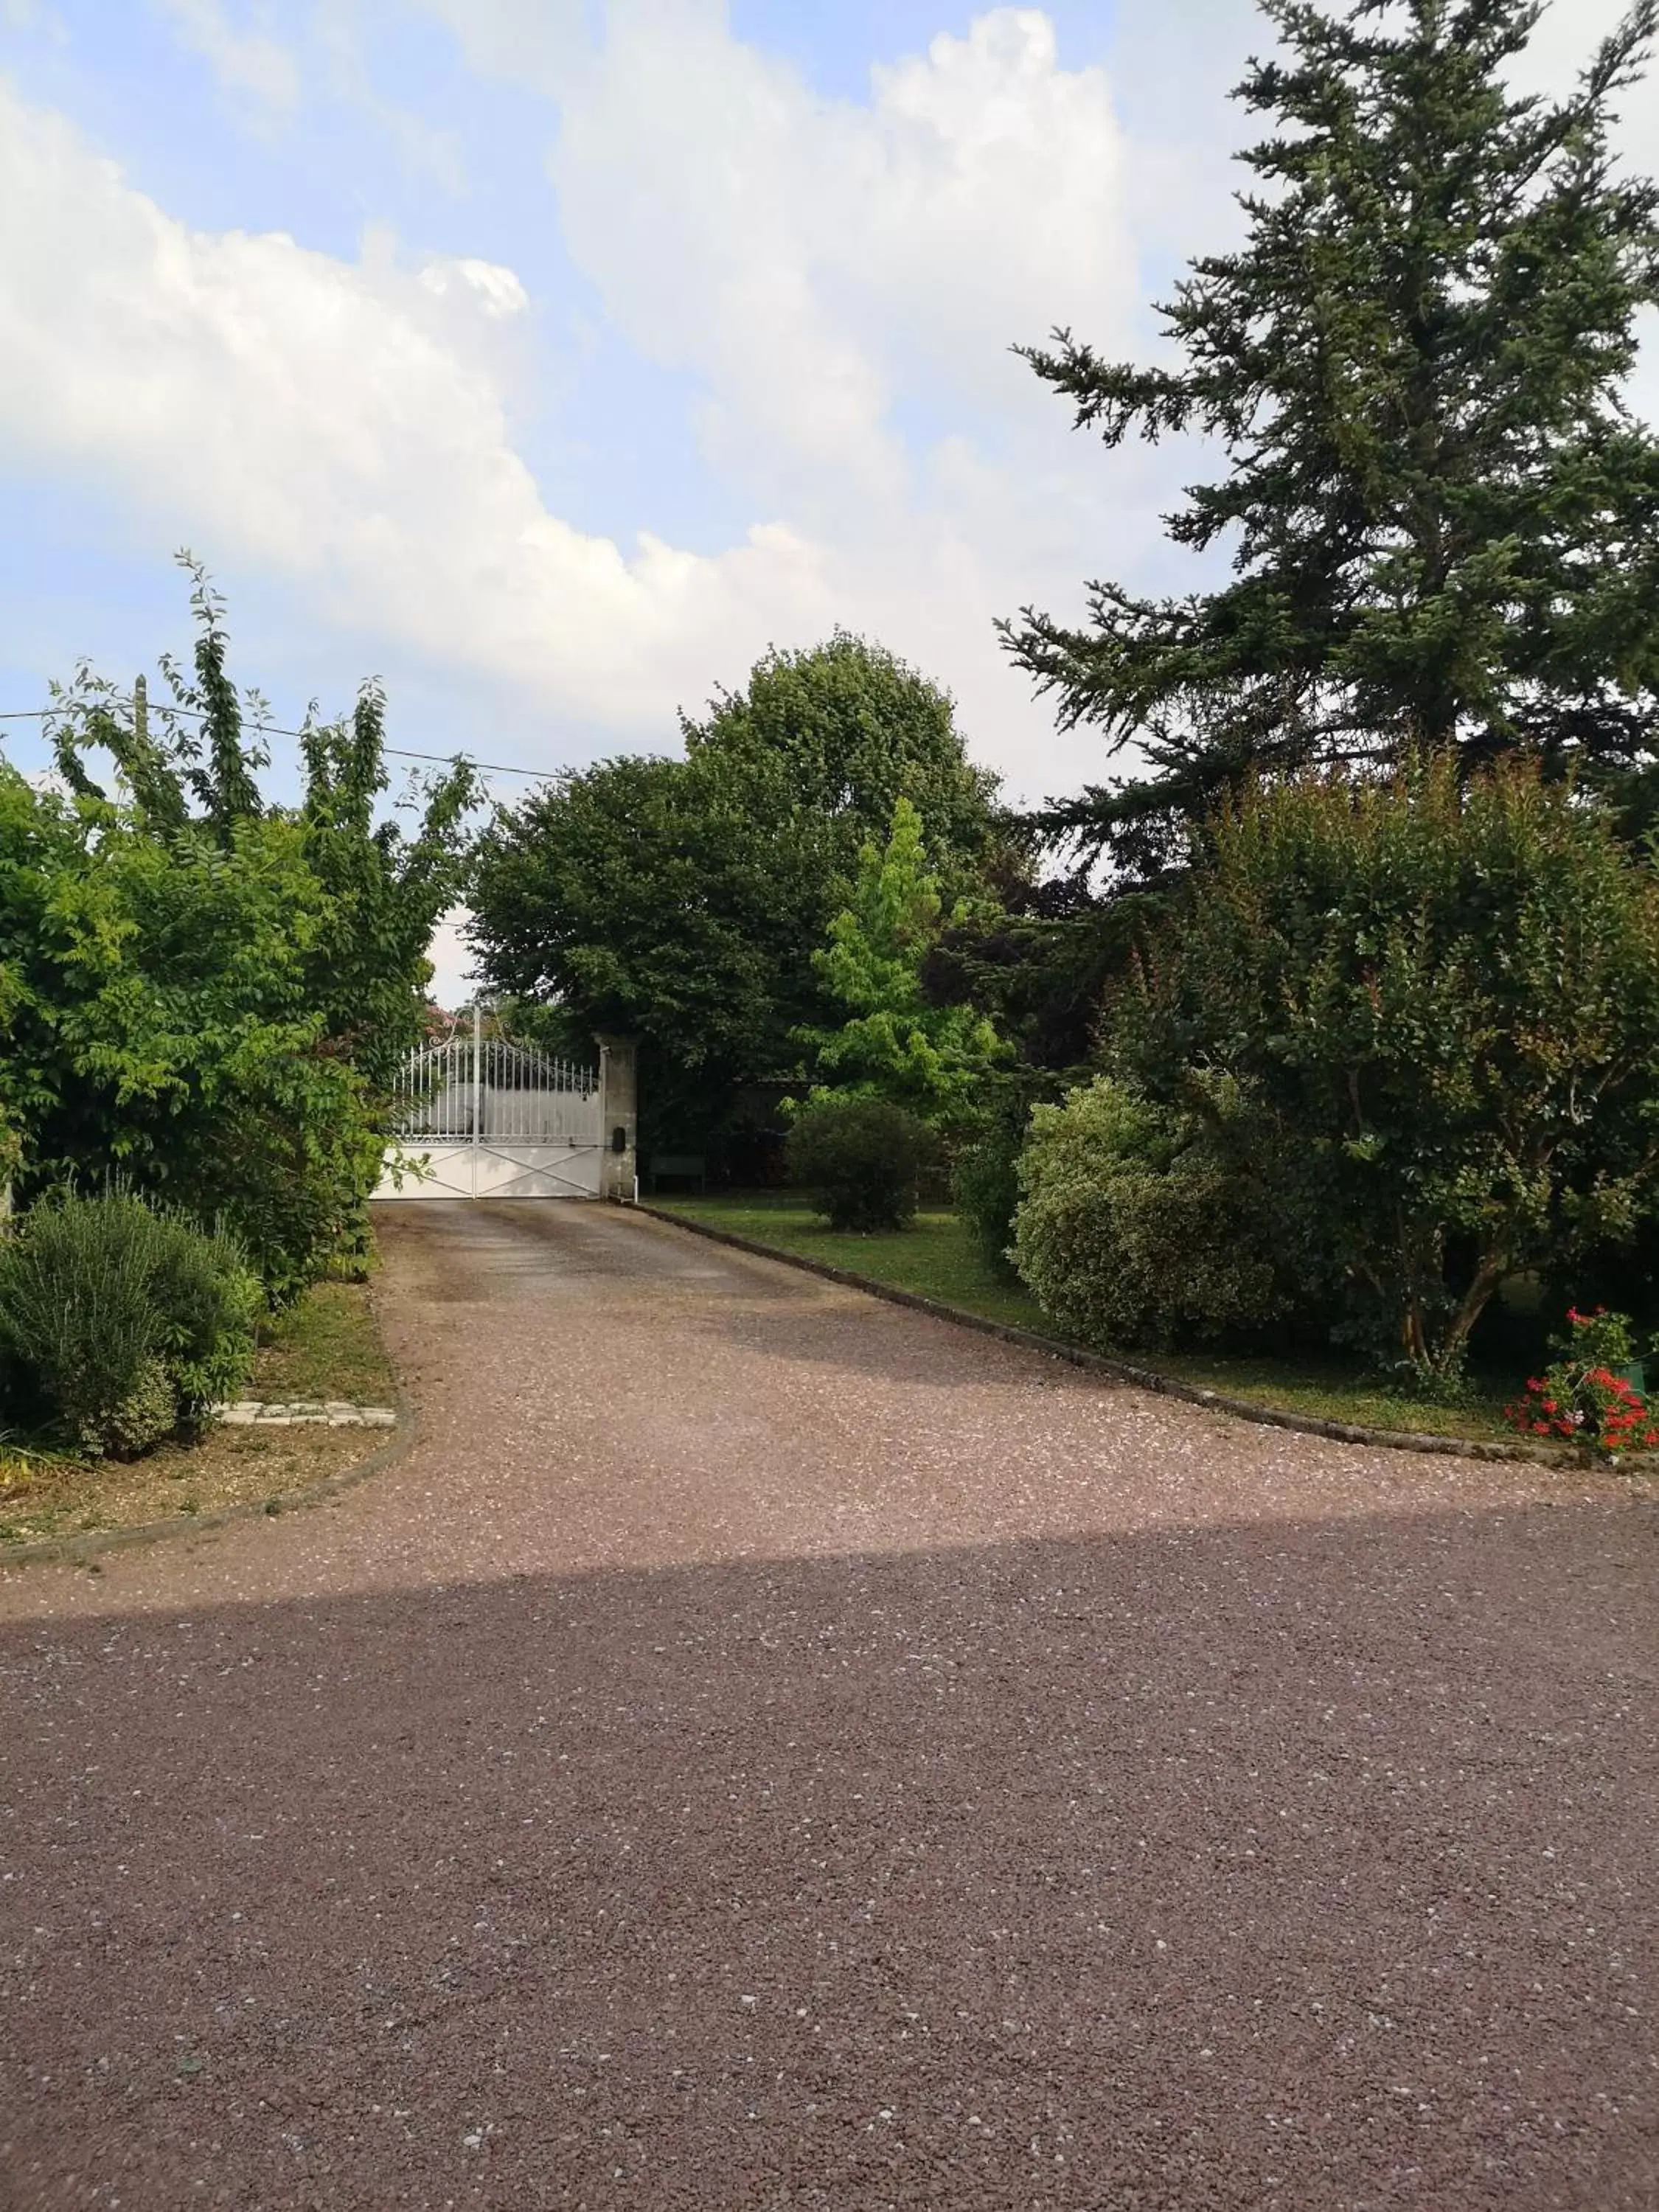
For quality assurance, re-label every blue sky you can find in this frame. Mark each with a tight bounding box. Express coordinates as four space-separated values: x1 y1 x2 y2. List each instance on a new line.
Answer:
1 0 1653 996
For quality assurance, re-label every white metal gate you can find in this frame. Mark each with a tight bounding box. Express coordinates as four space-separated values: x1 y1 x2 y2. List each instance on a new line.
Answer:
374 1027 604 1201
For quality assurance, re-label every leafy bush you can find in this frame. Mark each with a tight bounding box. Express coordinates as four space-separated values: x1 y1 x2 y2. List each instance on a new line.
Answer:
3 565 476 1312
1113 757 1659 1380
0 1194 259 1455
1012 1077 1291 1352
950 1074 1057 1275
785 1096 926 1232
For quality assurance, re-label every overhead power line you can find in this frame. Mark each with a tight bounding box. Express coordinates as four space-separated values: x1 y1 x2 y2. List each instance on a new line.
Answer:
0 703 553 781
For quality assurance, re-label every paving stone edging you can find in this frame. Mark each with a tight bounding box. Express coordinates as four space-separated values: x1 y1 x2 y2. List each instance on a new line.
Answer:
639 1203 1568 1470
0 1379 418 1572
215 1400 397 1428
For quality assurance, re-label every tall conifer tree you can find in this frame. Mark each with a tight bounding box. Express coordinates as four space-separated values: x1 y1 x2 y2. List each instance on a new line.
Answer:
1003 0 1659 874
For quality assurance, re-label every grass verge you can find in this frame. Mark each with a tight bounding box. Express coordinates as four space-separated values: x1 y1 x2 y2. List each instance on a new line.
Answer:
0 1275 397 1554
655 1194 1520 1447
252 1278 396 1405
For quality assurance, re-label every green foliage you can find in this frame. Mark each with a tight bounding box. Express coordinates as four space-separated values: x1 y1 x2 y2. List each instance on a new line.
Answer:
0 765 368 1304
294 678 479 1092
1551 1304 1644 1373
679 632 1001 890
1112 755 1659 1377
947 1068 1062 1274
0 1192 259 1456
469 636 1004 1150
801 799 1007 1126
2 560 475 1302
951 1126 1024 1275
473 753 831 1099
1004 0 1659 874
1012 1077 1291 1352
785 1094 927 1233
931 874 1168 1079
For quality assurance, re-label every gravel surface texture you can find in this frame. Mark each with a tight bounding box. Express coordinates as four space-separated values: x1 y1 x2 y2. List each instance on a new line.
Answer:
1 1200 1655 2211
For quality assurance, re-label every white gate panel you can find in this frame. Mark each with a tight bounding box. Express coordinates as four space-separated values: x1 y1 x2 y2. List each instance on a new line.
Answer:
474 1143 603 1199
374 1142 605 1200
378 1143 476 1201
372 1033 603 1202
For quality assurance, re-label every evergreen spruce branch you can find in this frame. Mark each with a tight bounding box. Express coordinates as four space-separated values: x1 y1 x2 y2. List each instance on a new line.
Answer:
1001 0 1659 866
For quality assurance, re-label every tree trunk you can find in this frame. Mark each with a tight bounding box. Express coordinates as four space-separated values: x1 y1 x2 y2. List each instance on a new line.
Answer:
1401 1302 1429 1368
1433 1251 1509 1377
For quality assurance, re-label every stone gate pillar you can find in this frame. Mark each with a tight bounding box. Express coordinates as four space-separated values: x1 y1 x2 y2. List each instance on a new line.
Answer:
596 1034 638 1203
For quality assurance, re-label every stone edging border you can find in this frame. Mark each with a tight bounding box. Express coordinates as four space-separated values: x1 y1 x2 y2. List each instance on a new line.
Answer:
638 1203 1568 1470
216 1401 397 1427
0 1305 419 1573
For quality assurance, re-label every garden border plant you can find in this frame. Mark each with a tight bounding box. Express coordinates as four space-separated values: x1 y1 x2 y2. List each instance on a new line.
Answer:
1101 756 1659 1390
1506 1307 1659 1461
0 1190 260 1458
0 1267 413 1566
784 1094 929 1234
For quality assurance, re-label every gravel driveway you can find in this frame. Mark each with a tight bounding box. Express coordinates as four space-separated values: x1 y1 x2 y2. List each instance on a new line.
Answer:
2 1200 1655 2210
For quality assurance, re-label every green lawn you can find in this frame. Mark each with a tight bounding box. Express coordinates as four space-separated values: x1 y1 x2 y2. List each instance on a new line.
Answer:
654 1193 1520 1446
253 1279 396 1405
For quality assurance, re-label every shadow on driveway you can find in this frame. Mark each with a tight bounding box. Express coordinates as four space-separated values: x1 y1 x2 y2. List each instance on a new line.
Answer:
4 1492 1655 2210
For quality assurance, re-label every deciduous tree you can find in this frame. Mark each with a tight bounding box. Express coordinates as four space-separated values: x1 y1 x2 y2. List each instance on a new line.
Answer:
800 798 1006 1127
469 636 1004 1151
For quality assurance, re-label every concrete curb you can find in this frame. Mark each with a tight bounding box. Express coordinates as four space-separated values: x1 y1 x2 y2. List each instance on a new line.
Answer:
638 1203 1568 1471
0 1297 420 1573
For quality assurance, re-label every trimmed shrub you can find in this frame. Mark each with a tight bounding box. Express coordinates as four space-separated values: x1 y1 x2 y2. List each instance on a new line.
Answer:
786 1096 926 1233
952 1121 1025 1275
0 1194 259 1455
1012 1077 1289 1352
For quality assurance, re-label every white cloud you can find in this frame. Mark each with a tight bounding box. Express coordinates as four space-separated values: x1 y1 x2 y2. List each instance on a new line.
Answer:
408 0 590 94
151 0 301 125
15 0 1651 821
418 257 529 319
0 74 844 734
398 1 1152 792
0 19 1155 799
542 6 1132 520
